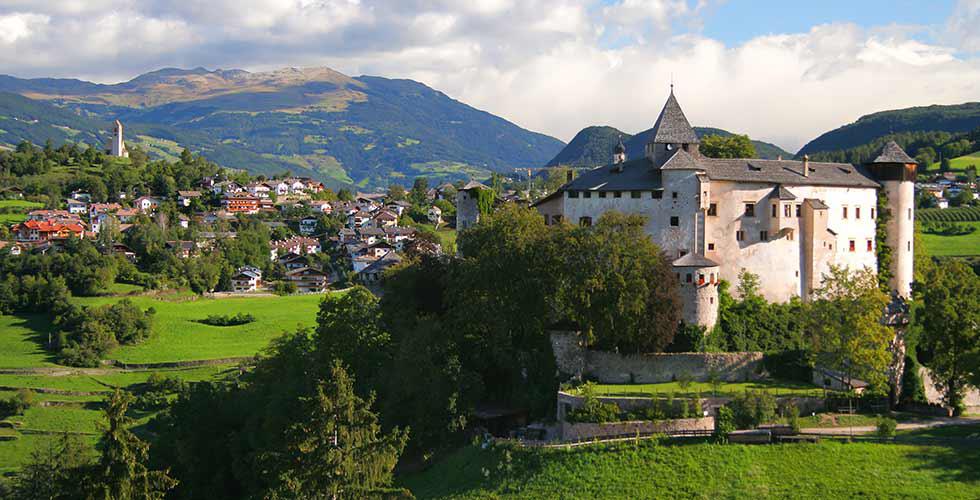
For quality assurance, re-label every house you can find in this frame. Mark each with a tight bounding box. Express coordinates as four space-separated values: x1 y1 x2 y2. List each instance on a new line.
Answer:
115 208 140 223
66 199 88 215
134 196 160 213
177 190 202 207
372 210 399 228
270 236 321 258
177 213 190 228
285 267 329 293
246 182 272 198
349 210 373 228
223 193 260 214
359 251 403 283
12 220 85 242
304 179 325 193
308 200 333 214
383 227 416 250
427 206 443 225
88 203 122 219
386 201 411 216
231 266 263 292
109 243 137 262
287 179 307 193
279 253 310 270
813 367 868 395
299 217 319 235
213 181 243 195
166 240 196 259
937 198 950 209
357 227 385 245
0 241 25 255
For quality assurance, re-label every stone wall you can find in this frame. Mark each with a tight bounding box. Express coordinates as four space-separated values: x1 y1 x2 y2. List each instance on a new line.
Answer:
920 367 980 413
560 417 714 441
552 332 763 383
557 391 824 422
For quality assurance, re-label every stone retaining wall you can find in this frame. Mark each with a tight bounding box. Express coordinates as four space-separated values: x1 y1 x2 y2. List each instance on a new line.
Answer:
560 417 714 441
920 367 980 414
557 391 825 422
552 332 764 383
103 356 252 370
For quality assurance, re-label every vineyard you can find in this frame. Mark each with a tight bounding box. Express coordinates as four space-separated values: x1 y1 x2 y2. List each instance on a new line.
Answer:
917 207 980 222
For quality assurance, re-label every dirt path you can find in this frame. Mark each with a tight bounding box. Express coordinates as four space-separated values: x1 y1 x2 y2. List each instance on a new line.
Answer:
801 415 980 435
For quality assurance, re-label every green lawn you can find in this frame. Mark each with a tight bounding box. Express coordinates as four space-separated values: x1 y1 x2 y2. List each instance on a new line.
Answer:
927 152 980 171
69 294 326 363
0 200 43 210
0 433 99 475
0 314 58 368
920 222 980 257
899 423 980 439
413 222 458 250
577 379 824 399
0 365 235 393
0 199 43 225
4 406 103 434
402 439 980 499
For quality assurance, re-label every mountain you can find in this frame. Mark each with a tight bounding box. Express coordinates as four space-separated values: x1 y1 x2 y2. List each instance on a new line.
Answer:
0 67 565 188
546 125 792 166
798 102 980 157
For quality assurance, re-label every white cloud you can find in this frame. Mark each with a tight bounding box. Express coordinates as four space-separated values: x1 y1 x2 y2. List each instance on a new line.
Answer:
0 0 977 152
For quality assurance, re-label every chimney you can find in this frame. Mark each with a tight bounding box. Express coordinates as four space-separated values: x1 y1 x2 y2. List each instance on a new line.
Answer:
566 170 574 183
803 155 809 177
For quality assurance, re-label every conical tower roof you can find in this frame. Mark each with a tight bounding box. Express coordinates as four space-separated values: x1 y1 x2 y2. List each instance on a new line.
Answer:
648 90 699 145
870 140 914 164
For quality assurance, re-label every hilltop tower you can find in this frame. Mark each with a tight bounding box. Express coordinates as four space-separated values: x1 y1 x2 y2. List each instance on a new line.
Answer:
644 88 700 165
456 180 490 231
867 141 916 298
108 120 129 158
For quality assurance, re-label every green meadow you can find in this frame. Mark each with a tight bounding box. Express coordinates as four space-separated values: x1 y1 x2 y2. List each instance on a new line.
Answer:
920 222 980 257
402 439 980 499
927 152 980 172
0 199 43 225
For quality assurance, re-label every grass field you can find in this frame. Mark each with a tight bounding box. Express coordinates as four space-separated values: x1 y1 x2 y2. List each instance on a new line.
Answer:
68 294 326 363
578 379 824 399
0 199 43 225
920 222 980 257
0 433 100 475
0 314 58 368
402 439 980 499
927 152 980 171
412 222 458 251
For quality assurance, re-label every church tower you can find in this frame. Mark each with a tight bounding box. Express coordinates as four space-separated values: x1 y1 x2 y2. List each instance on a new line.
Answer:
867 141 916 298
645 88 700 166
108 120 129 158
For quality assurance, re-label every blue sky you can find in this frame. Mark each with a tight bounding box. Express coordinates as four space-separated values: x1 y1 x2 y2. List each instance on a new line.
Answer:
0 0 978 150
699 0 955 46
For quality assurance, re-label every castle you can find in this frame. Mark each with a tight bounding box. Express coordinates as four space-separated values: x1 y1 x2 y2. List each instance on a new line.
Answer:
533 90 915 327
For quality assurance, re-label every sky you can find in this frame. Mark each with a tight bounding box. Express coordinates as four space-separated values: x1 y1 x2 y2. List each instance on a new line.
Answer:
0 0 978 152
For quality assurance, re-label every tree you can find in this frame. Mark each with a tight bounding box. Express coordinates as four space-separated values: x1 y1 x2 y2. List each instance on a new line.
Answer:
807 266 892 389
267 362 408 499
940 157 951 172
387 184 406 201
314 287 391 393
699 134 756 159
90 390 177 499
409 177 429 206
337 188 354 202
916 261 980 414
9 433 92 500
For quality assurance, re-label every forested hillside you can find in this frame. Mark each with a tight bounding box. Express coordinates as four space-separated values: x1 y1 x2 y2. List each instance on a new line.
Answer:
798 103 980 157
0 67 565 189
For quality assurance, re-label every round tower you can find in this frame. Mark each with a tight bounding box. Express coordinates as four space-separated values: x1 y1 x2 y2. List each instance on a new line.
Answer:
867 141 916 298
672 254 720 328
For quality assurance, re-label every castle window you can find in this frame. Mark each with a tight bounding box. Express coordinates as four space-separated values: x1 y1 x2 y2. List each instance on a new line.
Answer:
908 208 912 221
796 204 802 217
710 297 714 304
708 203 717 216
598 191 606 198
744 203 755 217
670 216 679 227
568 191 579 199
784 204 791 217
698 274 705 285
583 191 592 198
908 241 911 251
672 192 678 199
772 204 777 217
631 191 641 198
708 243 715 251
710 273 715 283
686 273 692 283
683 144 690 152
653 191 663 199
842 207 848 219
579 217 592 227
614 191 622 198
760 230 768 241
544 214 549 225
849 240 856 252
867 239 873 251
855 207 861 219
871 208 876 219
736 230 745 241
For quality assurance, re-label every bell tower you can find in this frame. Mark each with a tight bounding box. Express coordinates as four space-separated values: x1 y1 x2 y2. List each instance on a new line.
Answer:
645 87 700 166
867 141 916 298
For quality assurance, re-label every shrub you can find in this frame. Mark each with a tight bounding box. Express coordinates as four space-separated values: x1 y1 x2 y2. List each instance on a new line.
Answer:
134 374 187 411
273 281 297 296
784 402 801 434
876 417 897 438
715 406 736 439
199 313 256 326
0 389 35 417
567 383 621 424
727 390 777 429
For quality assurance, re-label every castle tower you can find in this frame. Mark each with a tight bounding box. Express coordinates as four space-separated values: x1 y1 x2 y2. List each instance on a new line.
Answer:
645 88 700 166
456 180 490 231
867 141 916 298
108 120 129 158
613 136 626 164
672 253 719 328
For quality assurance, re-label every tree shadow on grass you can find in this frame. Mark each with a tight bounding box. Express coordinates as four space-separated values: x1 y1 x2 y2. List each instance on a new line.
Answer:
907 441 980 484
9 314 61 365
